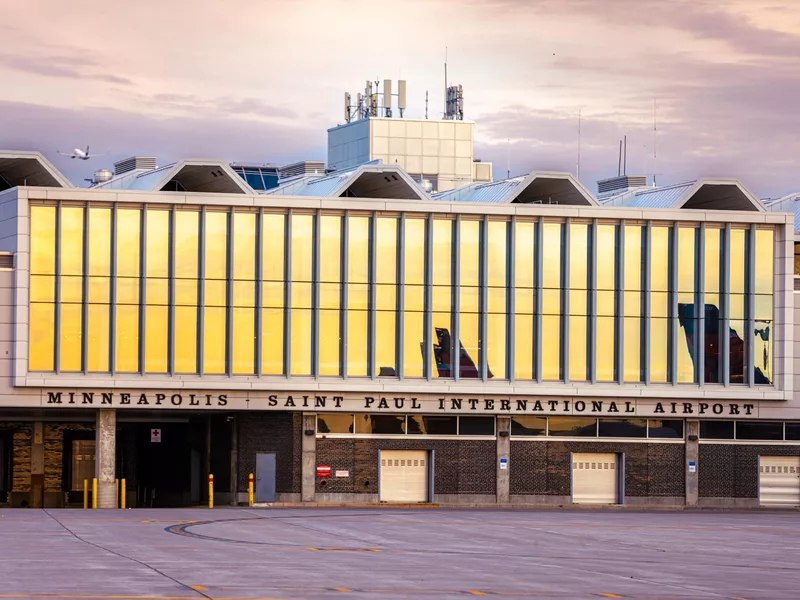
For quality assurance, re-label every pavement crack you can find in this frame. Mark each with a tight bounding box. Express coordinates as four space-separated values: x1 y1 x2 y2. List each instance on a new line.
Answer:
42 509 211 600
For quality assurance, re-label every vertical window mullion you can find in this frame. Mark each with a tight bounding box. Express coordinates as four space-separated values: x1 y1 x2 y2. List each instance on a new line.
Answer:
508 216 516 382
255 209 263 376
138 207 146 375
479 216 489 382
534 217 543 383
311 209 320 377
341 212 349 379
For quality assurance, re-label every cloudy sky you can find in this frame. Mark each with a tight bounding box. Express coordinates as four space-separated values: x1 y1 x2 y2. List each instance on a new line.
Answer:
2 0 799 197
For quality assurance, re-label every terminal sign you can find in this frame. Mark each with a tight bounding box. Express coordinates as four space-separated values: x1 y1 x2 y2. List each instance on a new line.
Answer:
316 464 331 478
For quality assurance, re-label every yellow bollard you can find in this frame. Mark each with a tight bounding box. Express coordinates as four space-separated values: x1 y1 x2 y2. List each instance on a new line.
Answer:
115 478 119 508
248 473 254 507
121 479 126 509
208 474 214 509
92 477 98 509
83 479 88 509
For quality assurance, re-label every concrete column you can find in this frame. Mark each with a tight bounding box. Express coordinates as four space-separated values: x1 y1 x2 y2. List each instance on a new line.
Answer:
95 409 116 509
301 413 316 502
496 416 510 504
30 422 44 508
685 419 699 506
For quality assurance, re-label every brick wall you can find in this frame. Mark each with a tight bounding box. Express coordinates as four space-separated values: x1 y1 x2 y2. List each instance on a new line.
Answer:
699 444 800 499
510 441 685 497
237 412 300 494
0 423 30 492
44 423 94 492
316 438 496 496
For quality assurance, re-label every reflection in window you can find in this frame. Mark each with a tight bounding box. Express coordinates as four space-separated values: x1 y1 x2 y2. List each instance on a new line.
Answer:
569 223 588 381
676 227 697 383
703 227 722 383
487 221 507 378
376 218 397 376
596 224 617 382
319 216 341 376
459 416 495 435
754 229 773 384
729 229 747 383
647 420 684 438
514 221 535 380
407 415 457 435
355 414 405 434
650 227 669 383
699 420 734 439
459 220 480 378
548 417 596 436
317 414 355 434
431 219 454 378
348 216 370 377
736 421 782 440
511 416 546 436
598 418 646 438
403 218 425 378
542 223 562 380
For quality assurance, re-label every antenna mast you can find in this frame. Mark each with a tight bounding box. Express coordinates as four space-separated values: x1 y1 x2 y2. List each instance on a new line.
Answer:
444 47 448 118
653 99 658 187
577 108 582 178
425 90 428 119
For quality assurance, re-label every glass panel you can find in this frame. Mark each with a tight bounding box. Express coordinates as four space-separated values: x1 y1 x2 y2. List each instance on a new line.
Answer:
174 211 199 374
548 417 596 437
355 414 405 434
145 210 169 373
432 219 454 378
510 416 546 436
598 418 646 438
595 224 616 382
115 209 140 372
174 306 197 373
647 420 684 439
736 421 782 441
376 217 397 376
729 229 747 383
348 216 369 377
785 423 800 440
459 416 495 436
542 223 562 380
699 420 734 439
486 221 507 379
317 414 355 434
514 221 535 380
203 212 228 374
30 206 56 275
231 213 256 375
60 207 83 300
232 307 255 374
407 415 458 435
29 303 55 371
403 218 426 377
703 228 722 383
677 227 697 383
290 214 313 375
650 227 670 382
623 226 642 382
754 229 773 384
459 220 480 378
29 207 56 371
262 213 285 375
569 223 588 381
86 304 109 372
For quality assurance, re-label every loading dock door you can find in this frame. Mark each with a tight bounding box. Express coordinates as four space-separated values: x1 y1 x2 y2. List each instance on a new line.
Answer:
572 452 618 504
379 450 428 503
255 453 277 503
759 456 800 507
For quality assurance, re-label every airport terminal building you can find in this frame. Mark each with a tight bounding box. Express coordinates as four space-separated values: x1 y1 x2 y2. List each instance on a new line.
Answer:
0 148 798 509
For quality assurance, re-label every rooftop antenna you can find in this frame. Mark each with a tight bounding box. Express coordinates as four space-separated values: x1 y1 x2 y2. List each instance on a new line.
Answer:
443 46 448 119
618 140 622 177
623 135 627 176
576 108 582 179
653 99 658 187
507 138 510 179
425 90 429 119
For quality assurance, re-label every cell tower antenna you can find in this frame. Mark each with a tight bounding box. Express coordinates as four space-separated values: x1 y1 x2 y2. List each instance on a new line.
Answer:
653 99 658 187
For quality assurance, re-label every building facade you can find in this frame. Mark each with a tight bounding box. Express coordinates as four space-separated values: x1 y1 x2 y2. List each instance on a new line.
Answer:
0 151 798 509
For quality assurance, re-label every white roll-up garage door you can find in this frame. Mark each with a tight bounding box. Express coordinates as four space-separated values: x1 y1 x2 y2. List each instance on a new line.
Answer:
759 456 800 507
379 450 429 503
572 452 619 504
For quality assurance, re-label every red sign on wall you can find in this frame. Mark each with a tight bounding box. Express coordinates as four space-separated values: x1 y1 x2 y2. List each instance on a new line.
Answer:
316 464 332 478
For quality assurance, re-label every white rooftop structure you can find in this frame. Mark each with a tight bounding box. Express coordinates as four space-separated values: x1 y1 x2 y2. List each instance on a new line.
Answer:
600 179 766 212
92 159 255 194
0 150 73 190
433 171 598 206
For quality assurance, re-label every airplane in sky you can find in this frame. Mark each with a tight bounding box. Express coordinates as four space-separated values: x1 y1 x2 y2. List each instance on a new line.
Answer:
57 146 106 160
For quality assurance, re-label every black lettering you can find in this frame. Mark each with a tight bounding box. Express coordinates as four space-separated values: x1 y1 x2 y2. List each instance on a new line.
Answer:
411 398 421 409
316 396 327 408
302 395 309 407
500 399 510 411
47 392 62 404
120 393 131 405
563 400 570 411
516 400 527 411
393 397 404 409
699 403 709 414
285 396 296 407
670 402 677 414
68 392 75 404
169 394 182 406
608 401 619 413
138 394 149 405
729 404 740 415
187 394 199 406
268 394 278 407
218 394 227 406
625 402 635 413
101 393 113 405
82 392 94 405
364 396 375 408
439 397 445 410
548 400 558 412
532 400 543 412
468 399 479 410
205 394 213 406
744 404 754 415
484 399 494 411
451 398 462 410
655 402 665 414
333 396 344 408
575 400 586 412
683 403 693 414
378 398 389 409
155 394 165 406
712 403 724 415
591 401 602 412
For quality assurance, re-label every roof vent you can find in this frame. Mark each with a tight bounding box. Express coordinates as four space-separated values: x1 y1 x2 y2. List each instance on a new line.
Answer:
597 175 648 195
113 156 157 176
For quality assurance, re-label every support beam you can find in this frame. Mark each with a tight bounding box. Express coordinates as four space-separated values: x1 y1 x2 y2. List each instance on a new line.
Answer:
685 419 699 506
95 409 116 509
302 413 317 502
496 416 510 504
30 422 44 508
